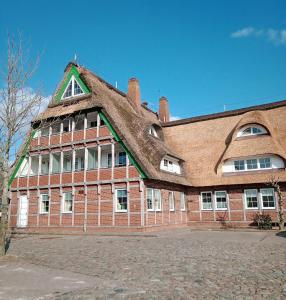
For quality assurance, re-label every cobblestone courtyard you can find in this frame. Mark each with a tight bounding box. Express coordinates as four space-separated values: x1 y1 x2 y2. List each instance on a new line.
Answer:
0 229 285 299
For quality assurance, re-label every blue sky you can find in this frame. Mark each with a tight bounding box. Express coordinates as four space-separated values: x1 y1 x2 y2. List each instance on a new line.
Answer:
1 0 286 120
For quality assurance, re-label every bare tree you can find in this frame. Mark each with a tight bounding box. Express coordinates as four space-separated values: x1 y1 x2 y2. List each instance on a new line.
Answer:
0 33 44 255
268 177 284 231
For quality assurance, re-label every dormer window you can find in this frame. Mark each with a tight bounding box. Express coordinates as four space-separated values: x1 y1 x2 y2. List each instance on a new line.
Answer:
62 76 84 100
237 124 267 138
149 126 158 137
223 155 284 173
160 156 181 174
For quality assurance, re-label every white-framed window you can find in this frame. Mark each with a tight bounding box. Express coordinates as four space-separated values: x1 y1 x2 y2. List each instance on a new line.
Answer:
160 156 181 174
63 192 73 213
18 157 29 177
201 192 212 210
87 148 97 170
149 126 158 137
51 121 61 135
74 114 85 131
215 191 227 210
87 111 98 128
30 156 39 176
180 192 186 211
41 155 50 175
115 189 128 212
169 191 175 211
62 75 84 99
117 152 127 167
51 153 61 173
41 126 50 137
63 151 72 172
237 124 267 137
146 188 162 211
75 149 85 171
40 194 49 214
261 188 275 209
223 155 284 173
244 189 258 209
63 118 72 133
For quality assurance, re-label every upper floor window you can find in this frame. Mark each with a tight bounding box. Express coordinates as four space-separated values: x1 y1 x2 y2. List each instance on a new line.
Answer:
149 126 158 137
223 155 284 173
62 76 84 100
160 156 181 174
237 124 267 138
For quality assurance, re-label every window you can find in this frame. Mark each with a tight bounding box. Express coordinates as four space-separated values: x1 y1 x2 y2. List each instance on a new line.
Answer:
63 152 72 172
51 122 61 134
30 156 39 176
215 191 227 210
75 149 85 171
259 157 271 169
19 157 29 177
74 114 85 131
180 192 186 211
41 126 50 137
117 152 127 166
261 188 275 209
201 192 212 210
87 112 98 128
63 119 72 132
160 156 181 174
107 153 112 168
41 155 50 175
62 76 84 99
115 189 128 212
223 156 283 173
244 189 258 209
237 124 267 137
169 191 175 211
52 153 61 173
149 126 158 137
147 189 162 211
87 148 97 169
40 194 49 214
234 160 245 171
63 192 73 213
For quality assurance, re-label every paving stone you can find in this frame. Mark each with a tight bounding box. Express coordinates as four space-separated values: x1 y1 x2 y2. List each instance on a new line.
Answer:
1 229 285 299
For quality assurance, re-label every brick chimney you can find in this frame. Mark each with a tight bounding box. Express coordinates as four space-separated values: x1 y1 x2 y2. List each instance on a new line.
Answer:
159 96 170 122
127 78 141 110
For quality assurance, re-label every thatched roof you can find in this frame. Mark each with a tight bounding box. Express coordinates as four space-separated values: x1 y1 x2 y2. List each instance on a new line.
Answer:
163 104 286 186
34 63 188 186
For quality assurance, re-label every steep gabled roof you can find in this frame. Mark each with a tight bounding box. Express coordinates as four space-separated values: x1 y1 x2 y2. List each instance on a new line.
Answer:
34 63 188 186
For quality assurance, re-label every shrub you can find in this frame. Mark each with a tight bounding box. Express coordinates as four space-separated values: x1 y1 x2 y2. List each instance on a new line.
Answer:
253 212 272 230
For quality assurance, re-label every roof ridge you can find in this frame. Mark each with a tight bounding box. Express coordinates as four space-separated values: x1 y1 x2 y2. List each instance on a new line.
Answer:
163 99 286 127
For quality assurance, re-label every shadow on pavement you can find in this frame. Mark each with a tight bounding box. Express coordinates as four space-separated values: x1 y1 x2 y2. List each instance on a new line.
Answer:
276 231 286 238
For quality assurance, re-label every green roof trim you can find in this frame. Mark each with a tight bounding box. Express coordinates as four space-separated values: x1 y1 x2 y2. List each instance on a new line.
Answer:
99 111 148 179
8 130 37 187
55 65 90 103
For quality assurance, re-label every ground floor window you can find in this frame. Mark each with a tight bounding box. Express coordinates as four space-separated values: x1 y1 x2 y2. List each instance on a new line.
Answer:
147 188 162 211
244 188 275 209
201 192 212 210
116 189 128 212
180 192 186 211
169 191 175 211
215 191 227 210
40 194 49 214
63 192 73 213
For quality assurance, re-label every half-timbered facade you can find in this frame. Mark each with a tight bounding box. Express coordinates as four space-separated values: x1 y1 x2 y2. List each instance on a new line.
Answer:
9 62 286 232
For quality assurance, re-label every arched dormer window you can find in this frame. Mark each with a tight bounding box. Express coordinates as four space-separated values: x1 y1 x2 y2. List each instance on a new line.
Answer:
160 156 181 174
62 75 84 100
149 125 158 137
237 124 267 138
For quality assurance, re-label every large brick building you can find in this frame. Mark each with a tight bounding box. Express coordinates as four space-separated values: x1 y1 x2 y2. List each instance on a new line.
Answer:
9 62 286 232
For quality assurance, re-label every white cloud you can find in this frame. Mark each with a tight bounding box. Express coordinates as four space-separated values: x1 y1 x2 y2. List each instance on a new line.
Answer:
170 115 181 121
231 27 286 45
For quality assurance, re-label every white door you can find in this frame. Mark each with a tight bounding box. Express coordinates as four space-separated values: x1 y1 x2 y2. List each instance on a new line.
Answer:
17 195 28 227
